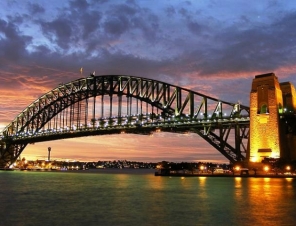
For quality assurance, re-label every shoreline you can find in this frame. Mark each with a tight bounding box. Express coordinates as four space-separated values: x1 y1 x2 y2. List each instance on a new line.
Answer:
2 168 296 178
155 172 296 178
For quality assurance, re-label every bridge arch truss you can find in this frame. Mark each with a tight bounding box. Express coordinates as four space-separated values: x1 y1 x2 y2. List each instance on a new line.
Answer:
0 75 250 167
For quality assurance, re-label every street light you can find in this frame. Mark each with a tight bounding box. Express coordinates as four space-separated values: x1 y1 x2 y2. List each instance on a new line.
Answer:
264 166 269 174
286 166 291 175
200 165 204 173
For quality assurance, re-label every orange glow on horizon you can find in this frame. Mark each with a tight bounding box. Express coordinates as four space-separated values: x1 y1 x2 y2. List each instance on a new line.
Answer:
16 133 230 163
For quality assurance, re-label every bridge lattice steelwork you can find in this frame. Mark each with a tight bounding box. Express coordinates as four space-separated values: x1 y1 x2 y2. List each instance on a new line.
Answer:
0 75 250 167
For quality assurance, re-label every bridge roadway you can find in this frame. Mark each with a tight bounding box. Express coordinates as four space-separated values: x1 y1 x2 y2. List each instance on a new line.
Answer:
0 75 250 168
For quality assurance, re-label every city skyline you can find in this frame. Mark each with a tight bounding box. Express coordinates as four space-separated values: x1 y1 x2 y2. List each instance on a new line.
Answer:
1 0 296 162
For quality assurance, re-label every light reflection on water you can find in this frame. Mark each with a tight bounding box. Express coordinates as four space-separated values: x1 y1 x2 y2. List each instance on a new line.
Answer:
0 170 296 226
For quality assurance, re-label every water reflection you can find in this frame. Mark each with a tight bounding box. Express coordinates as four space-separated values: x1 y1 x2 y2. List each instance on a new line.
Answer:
234 177 242 188
239 178 296 225
234 177 243 201
198 176 207 187
1 171 296 225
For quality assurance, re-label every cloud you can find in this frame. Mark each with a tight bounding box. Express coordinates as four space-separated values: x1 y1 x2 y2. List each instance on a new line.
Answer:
2 0 295 83
0 19 31 62
103 16 130 37
41 18 73 49
193 12 296 76
28 3 45 14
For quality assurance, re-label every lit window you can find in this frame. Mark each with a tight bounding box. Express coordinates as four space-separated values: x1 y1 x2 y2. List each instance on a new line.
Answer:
260 104 268 114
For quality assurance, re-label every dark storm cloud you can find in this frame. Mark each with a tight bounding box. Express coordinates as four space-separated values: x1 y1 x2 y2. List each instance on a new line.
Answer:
130 15 159 41
37 0 102 50
2 0 296 82
165 5 176 17
178 7 189 18
173 10 296 77
95 50 164 75
41 18 73 49
102 3 159 41
27 3 45 14
80 12 102 39
69 0 89 10
0 19 31 62
111 3 138 16
29 0 161 57
187 21 204 35
103 16 130 36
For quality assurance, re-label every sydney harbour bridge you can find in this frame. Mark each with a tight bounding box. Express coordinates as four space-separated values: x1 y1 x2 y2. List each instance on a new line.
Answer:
0 75 250 168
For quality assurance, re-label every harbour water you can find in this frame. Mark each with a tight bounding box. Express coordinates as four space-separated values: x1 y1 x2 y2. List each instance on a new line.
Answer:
1 169 296 226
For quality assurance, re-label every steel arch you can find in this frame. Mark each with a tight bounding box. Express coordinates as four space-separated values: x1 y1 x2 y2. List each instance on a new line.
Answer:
0 75 250 167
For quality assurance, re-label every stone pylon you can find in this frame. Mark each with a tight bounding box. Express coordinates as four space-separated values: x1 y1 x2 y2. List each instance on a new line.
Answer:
249 73 296 163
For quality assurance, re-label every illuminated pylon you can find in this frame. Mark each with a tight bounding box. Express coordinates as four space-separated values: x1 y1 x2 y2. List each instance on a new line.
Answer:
249 73 296 163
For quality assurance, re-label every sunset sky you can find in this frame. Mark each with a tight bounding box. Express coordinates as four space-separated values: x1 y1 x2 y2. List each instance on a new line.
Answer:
1 0 296 163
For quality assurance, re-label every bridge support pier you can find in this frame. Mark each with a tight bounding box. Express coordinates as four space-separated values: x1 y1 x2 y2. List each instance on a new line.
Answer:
0 143 12 168
0 141 23 168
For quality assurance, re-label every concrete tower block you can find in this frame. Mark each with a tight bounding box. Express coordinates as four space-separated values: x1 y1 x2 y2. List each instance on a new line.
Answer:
280 82 296 113
280 82 296 160
249 73 283 163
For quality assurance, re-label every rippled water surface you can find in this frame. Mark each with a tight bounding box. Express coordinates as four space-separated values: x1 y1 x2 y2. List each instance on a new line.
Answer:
1 169 296 226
